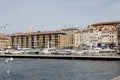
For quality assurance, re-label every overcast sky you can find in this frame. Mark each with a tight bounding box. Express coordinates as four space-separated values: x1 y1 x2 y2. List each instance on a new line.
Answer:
0 0 120 34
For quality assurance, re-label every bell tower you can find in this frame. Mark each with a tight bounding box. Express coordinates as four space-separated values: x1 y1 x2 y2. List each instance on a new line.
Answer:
29 25 33 33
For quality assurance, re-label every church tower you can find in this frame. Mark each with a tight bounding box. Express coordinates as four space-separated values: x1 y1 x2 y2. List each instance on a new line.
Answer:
29 25 33 33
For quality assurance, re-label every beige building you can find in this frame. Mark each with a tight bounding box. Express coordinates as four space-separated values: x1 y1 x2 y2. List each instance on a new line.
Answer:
9 21 120 49
0 34 10 48
74 31 81 47
80 29 89 46
89 21 119 46
80 21 119 47
116 22 120 47
62 28 80 48
10 27 81 49
10 30 67 49
81 27 101 47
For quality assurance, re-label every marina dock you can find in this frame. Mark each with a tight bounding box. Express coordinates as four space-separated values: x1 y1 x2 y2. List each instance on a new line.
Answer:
0 54 120 60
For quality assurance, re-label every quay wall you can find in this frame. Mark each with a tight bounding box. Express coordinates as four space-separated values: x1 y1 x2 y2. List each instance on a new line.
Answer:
0 54 120 60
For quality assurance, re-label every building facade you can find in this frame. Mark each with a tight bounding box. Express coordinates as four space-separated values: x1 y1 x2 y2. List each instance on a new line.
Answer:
80 29 89 46
62 28 80 48
0 34 10 48
10 30 66 49
88 21 119 47
117 24 120 46
9 21 120 49
80 21 120 47
10 27 81 49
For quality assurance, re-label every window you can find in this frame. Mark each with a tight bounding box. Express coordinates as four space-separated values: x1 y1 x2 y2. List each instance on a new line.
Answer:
12 37 14 46
26 36 28 48
49 35 51 41
31 36 34 48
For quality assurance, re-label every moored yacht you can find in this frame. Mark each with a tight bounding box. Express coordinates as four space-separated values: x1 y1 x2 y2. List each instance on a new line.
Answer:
92 47 117 56
71 48 89 55
39 48 57 54
56 49 72 55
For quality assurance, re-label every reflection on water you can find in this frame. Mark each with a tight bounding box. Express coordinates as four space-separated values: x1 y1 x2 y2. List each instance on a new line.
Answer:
0 58 120 80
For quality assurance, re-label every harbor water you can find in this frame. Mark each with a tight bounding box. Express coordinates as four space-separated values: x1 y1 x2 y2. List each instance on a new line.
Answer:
0 58 120 80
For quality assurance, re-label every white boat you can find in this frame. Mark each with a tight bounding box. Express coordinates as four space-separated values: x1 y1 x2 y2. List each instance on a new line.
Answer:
39 48 57 54
0 50 6 54
9 49 24 54
39 41 57 54
99 48 116 53
71 49 88 54
92 47 101 53
71 48 89 55
92 47 117 56
40 48 51 54
57 49 72 55
0 48 6 54
22 48 38 54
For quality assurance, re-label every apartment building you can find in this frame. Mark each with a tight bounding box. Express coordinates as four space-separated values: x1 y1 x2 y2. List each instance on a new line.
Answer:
74 31 81 47
10 21 120 49
10 27 82 49
62 28 80 48
10 30 66 49
89 21 119 47
80 26 101 47
80 28 89 46
117 24 120 46
80 21 119 47
0 34 10 48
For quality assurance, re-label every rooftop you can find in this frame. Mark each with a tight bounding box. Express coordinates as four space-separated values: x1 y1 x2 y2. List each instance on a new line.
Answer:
0 34 9 39
91 21 120 26
10 30 66 36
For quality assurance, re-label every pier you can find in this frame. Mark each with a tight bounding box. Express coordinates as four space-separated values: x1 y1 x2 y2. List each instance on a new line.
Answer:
0 54 120 60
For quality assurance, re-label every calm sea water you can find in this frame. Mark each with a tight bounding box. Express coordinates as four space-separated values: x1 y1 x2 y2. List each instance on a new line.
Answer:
0 58 120 80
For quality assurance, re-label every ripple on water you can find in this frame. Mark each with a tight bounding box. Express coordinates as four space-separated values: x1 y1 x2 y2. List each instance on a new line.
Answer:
0 58 120 80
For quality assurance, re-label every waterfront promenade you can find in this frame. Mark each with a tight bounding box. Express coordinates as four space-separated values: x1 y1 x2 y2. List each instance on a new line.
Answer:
0 54 120 60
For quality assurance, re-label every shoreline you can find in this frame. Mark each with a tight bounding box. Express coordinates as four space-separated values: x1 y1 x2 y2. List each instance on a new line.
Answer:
0 54 120 60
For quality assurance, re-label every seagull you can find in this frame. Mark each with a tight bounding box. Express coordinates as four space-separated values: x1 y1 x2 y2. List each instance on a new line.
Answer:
5 57 14 64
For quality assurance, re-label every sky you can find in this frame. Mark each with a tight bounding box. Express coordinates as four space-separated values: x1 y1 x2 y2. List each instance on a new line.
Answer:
0 0 120 34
